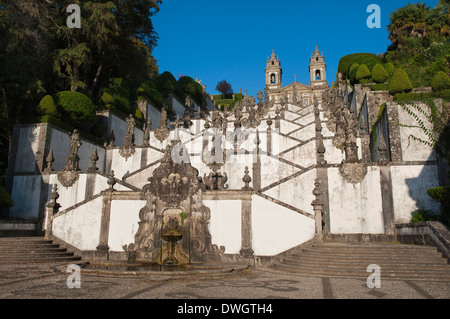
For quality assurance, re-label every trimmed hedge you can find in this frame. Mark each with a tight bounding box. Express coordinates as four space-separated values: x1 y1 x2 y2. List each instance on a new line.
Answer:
338 53 381 79
349 63 360 84
36 95 58 117
53 91 97 125
356 64 371 82
431 71 450 92
389 69 413 95
371 83 389 91
385 62 395 76
393 89 450 102
112 95 133 115
372 64 389 84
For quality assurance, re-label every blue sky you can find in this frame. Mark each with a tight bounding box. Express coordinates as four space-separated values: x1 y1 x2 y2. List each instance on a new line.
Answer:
152 0 439 97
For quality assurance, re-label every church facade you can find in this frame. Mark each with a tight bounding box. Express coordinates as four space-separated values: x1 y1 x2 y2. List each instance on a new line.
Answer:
265 46 329 106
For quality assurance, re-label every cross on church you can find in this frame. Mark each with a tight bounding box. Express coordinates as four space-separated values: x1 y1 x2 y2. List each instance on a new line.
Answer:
294 74 297 82
212 171 224 190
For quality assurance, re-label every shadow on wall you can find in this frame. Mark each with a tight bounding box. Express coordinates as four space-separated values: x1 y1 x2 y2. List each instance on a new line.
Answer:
5 125 48 222
404 143 445 221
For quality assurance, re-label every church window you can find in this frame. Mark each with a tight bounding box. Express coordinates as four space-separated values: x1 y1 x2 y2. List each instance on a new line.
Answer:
315 70 321 80
316 57 319 61
271 74 276 84
272 61 274 65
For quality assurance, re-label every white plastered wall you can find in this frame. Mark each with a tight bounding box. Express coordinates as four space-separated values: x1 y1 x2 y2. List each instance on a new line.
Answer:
328 166 384 234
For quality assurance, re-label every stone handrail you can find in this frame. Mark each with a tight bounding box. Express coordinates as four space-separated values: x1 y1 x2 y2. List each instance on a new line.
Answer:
396 221 450 261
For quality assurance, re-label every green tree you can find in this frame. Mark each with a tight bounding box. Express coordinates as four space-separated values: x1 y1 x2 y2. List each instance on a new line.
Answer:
372 64 389 84
385 62 396 76
389 69 413 95
356 64 371 82
431 71 450 91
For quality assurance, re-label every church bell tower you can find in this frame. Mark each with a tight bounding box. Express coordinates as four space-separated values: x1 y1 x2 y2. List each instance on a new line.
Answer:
265 49 282 94
309 45 327 87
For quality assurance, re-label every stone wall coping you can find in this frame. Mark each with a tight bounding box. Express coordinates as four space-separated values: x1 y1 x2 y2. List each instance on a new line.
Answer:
396 222 450 259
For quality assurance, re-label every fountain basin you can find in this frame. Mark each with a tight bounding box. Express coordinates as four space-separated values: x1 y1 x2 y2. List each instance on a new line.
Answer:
79 261 249 276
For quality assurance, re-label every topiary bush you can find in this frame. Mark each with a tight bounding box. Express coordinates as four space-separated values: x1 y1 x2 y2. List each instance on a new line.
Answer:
53 91 97 125
338 53 381 79
136 80 157 101
385 62 395 76
431 71 450 92
372 64 389 84
356 64 371 83
101 91 114 106
112 95 133 115
389 69 413 95
349 63 360 85
36 95 59 117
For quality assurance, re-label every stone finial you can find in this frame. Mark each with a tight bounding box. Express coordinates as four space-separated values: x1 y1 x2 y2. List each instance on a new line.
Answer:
143 117 151 147
88 147 99 173
44 148 54 173
155 108 170 143
266 115 273 128
311 179 324 238
49 184 60 206
107 170 116 191
317 138 327 165
241 166 252 191
45 184 61 240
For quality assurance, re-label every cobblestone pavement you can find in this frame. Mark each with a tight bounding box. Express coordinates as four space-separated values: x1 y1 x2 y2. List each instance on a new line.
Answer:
0 262 449 301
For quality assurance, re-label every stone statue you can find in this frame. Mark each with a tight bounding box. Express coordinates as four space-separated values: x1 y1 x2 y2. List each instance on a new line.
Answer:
126 114 135 135
69 129 81 156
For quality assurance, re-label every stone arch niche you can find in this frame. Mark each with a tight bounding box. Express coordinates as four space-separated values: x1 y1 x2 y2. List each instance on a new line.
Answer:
123 141 224 264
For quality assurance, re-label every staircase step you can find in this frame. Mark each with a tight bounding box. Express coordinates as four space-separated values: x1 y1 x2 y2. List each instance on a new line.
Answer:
290 253 447 264
273 242 450 280
281 258 450 271
272 263 450 280
0 236 81 263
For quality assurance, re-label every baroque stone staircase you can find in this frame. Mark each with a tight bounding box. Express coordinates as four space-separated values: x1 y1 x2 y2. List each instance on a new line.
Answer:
273 242 450 280
0 237 82 263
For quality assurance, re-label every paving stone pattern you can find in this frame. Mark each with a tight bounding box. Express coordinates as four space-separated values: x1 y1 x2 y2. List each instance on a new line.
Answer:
0 262 448 299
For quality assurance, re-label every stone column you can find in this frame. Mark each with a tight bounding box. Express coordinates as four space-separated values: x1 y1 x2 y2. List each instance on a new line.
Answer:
266 116 272 156
97 190 113 260
379 166 395 235
45 185 60 240
311 179 324 240
240 193 254 258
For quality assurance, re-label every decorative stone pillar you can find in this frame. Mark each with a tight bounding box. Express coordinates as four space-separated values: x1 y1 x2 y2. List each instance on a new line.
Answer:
45 184 60 240
97 190 113 260
240 193 254 258
266 116 272 156
311 179 324 240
